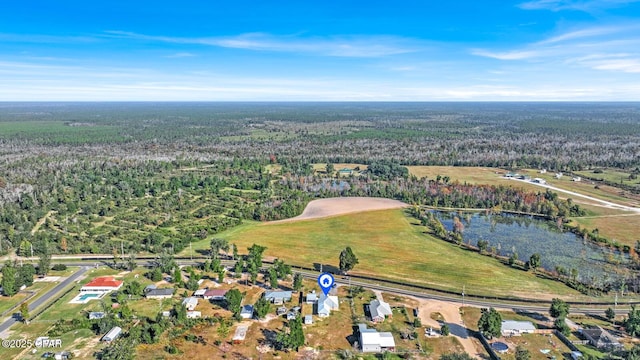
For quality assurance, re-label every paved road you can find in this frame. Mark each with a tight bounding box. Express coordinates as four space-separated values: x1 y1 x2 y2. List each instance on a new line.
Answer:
508 177 640 212
0 266 90 337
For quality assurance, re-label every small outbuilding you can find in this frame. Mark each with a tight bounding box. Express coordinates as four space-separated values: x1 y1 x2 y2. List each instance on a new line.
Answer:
88 312 105 320
304 315 313 325
102 326 122 342
240 304 254 319
501 320 536 337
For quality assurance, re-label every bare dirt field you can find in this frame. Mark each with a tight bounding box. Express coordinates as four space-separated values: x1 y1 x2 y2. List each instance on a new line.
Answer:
272 197 409 223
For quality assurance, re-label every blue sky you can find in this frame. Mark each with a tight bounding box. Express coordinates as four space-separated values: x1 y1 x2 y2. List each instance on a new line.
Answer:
1 0 640 100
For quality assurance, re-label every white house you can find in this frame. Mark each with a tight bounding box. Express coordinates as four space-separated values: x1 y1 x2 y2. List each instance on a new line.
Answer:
81 277 123 293
501 320 536 336
369 299 393 322
102 326 122 342
359 324 396 353
193 289 206 298
182 297 198 311
317 294 339 317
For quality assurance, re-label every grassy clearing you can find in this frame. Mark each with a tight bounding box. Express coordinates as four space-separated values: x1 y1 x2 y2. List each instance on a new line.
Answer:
500 333 571 360
574 169 640 188
222 209 583 300
571 214 640 248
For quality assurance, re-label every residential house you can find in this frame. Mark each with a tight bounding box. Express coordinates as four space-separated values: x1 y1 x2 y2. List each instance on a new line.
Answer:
193 289 206 298
182 297 198 311
358 324 396 353
264 291 292 305
240 304 254 319
580 326 622 351
501 320 536 337
369 299 393 322
81 277 123 293
286 311 297 320
306 290 318 304
88 312 105 320
145 288 174 299
317 293 339 317
203 289 227 301
102 326 122 342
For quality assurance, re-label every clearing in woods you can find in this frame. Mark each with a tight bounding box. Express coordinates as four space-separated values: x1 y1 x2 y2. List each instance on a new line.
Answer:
223 203 584 300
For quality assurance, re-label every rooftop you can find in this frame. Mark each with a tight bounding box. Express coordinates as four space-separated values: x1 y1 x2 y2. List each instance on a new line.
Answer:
83 277 123 288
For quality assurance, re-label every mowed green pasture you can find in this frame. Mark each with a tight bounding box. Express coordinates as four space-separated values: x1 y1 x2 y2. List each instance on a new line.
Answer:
571 214 640 248
222 209 583 299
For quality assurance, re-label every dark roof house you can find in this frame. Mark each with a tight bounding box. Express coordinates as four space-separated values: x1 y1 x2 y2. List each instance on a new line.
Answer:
580 327 622 351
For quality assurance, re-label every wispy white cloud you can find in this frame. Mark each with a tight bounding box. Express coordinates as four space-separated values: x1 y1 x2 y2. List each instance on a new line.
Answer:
103 31 420 57
165 52 196 58
518 0 640 12
472 24 640 73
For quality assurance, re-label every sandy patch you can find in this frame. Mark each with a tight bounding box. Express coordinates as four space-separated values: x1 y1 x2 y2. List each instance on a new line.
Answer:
34 276 61 282
272 197 409 223
413 298 483 359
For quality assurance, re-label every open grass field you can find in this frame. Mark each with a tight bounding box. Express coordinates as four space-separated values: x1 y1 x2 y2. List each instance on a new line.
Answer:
220 208 583 300
571 214 640 247
574 169 640 188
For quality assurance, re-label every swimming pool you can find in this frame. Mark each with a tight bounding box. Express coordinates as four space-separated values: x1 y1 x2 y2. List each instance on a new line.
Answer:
79 293 100 301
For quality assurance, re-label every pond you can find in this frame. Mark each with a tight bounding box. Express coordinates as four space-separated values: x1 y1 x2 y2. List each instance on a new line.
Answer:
434 211 629 286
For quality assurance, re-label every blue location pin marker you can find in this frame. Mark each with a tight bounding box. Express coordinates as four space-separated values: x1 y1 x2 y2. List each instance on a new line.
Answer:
318 272 335 296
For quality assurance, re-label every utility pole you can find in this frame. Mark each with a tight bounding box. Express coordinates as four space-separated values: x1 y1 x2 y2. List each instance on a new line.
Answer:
462 285 465 308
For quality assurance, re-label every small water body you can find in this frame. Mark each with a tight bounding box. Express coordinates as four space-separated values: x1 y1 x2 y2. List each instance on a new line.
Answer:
434 211 628 285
